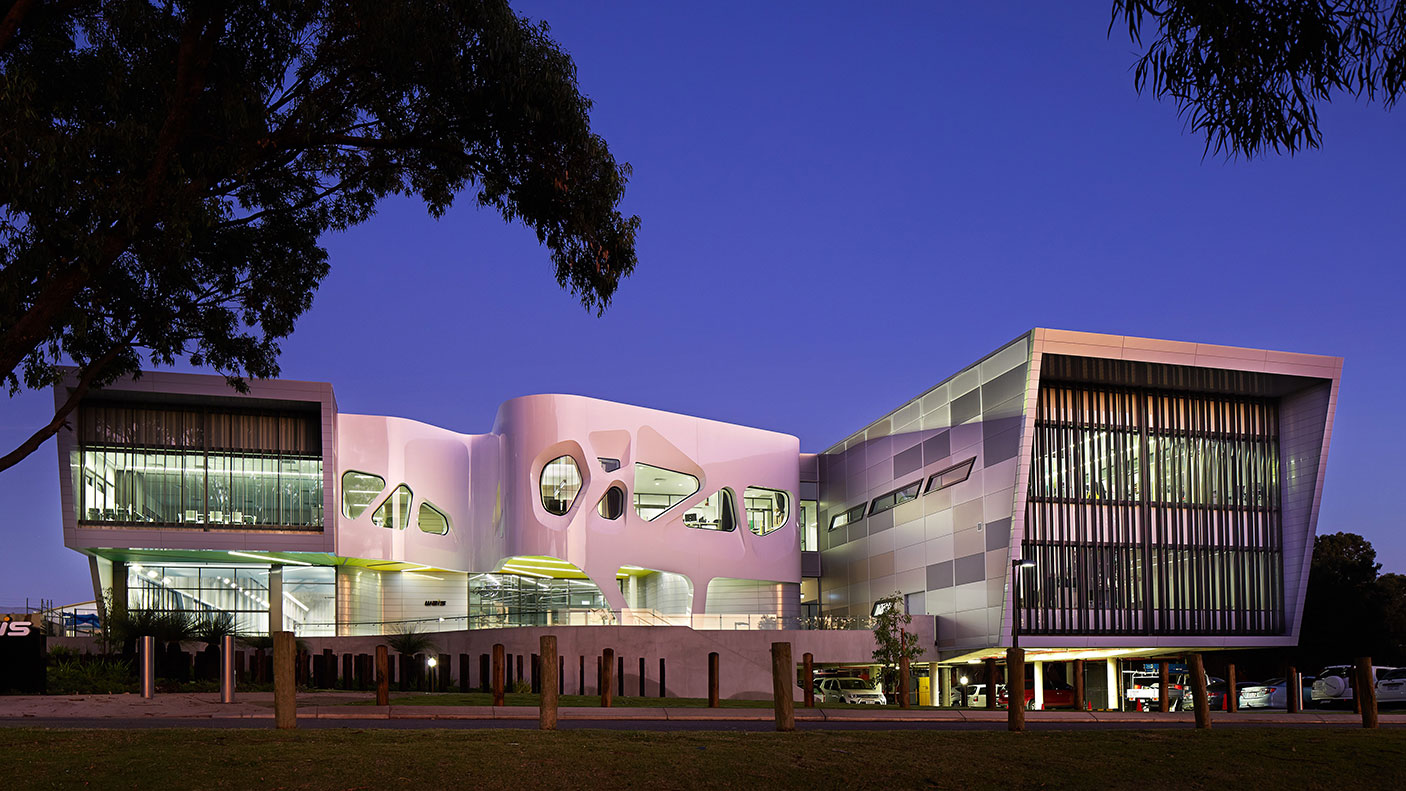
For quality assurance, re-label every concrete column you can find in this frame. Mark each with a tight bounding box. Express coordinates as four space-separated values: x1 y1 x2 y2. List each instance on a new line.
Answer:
939 665 952 707
268 565 284 633
1032 661 1044 711
111 561 129 621
1106 658 1118 711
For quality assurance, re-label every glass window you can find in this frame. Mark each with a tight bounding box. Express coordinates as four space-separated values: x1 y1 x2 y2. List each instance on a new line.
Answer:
598 457 621 473
632 463 699 521
829 503 867 531
342 471 386 519
418 501 450 535
540 456 583 515
371 484 413 529
744 487 789 536
870 480 921 516
684 489 736 531
597 485 626 519
925 457 975 494
799 499 819 550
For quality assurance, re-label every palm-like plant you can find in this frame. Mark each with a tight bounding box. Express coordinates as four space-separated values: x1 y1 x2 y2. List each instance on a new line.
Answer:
386 623 438 656
193 611 241 644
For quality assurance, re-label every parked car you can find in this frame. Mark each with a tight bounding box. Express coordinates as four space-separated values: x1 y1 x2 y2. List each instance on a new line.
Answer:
816 677 887 705
1311 665 1395 707
951 683 1004 708
997 678 1076 709
1238 676 1314 709
1123 671 1183 711
1375 667 1406 706
1180 676 1228 711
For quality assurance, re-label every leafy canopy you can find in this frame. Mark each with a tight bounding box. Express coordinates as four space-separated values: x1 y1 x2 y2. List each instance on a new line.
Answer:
1110 1 1405 156
870 591 925 692
0 0 638 471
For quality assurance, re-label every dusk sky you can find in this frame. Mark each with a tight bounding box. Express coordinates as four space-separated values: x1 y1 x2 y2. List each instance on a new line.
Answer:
1 2 1401 610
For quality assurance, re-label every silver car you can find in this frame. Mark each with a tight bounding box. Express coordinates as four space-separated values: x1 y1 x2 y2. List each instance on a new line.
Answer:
1239 676 1313 709
1376 668 1406 706
817 677 887 705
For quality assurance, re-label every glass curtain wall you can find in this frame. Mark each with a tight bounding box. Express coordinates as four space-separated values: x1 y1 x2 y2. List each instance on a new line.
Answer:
1022 383 1283 636
73 402 323 528
468 573 613 627
125 563 335 636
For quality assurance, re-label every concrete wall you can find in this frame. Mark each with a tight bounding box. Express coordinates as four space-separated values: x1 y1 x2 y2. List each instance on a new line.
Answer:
295 617 935 701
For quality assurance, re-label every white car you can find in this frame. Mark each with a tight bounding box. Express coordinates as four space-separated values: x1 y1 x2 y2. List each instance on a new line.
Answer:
1311 665 1395 707
816 677 887 704
1239 676 1313 709
950 683 1004 708
1375 668 1406 705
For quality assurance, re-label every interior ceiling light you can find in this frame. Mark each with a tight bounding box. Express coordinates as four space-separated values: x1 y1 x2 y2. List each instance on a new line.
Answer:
229 551 312 566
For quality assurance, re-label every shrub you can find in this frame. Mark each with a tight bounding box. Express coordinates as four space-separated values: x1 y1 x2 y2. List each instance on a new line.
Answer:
47 656 136 695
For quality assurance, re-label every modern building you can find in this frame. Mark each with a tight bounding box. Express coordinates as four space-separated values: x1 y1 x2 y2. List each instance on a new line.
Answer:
53 328 1339 698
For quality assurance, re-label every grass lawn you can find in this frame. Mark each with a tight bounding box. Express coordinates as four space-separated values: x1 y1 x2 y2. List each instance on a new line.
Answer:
349 691 954 709
5 727 1405 790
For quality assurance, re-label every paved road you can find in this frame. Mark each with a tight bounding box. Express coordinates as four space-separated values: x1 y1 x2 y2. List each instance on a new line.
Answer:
1 717 1395 731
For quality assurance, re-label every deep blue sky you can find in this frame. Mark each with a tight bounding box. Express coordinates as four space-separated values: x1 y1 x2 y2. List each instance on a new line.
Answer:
2 2 1401 609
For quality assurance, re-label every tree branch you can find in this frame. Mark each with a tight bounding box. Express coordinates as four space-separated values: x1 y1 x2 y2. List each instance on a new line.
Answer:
0 337 129 473
0 0 38 55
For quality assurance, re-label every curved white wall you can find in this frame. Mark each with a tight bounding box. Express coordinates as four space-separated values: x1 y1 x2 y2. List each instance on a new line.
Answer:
334 394 802 614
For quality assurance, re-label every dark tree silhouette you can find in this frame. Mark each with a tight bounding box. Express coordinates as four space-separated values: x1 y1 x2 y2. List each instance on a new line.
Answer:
0 1 639 471
1110 1 1405 156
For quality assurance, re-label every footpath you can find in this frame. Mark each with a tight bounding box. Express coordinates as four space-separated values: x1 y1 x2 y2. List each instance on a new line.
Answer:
1 693 1404 725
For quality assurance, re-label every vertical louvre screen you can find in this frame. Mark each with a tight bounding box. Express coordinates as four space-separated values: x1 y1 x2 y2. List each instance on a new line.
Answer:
1021 384 1282 636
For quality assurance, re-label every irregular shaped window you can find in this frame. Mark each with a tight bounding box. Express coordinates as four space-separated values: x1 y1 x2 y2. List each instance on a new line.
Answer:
632 463 699 521
829 503 867 531
744 487 790 536
371 484 412 529
540 456 583 515
418 501 449 535
926 458 975 494
597 485 626 520
342 471 386 519
684 489 736 531
870 480 921 516
598 457 621 473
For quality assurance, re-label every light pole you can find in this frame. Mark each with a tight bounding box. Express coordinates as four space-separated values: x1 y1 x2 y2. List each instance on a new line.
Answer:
1011 558 1035 650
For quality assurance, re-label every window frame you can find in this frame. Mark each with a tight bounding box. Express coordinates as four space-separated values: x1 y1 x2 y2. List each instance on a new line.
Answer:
341 470 387 519
540 455 584 516
869 480 922 516
925 457 976 494
828 503 868 531
417 500 450 535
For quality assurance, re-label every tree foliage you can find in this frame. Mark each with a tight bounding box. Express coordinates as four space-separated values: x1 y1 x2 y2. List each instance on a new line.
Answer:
1110 1 1405 156
1297 531 1405 668
386 622 438 656
870 591 925 693
0 0 638 471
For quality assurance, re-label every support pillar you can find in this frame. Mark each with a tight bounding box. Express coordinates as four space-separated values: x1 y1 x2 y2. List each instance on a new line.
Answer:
1032 661 1044 711
1106 658 1118 711
268 565 284 634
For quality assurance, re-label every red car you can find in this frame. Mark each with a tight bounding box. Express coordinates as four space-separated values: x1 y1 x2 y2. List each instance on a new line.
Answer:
997 678 1077 709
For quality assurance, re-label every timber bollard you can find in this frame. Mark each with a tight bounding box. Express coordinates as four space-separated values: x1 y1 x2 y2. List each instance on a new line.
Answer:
708 652 720 707
220 635 236 703
659 657 666 698
899 652 910 709
1227 664 1238 713
139 636 155 699
1006 647 1026 732
1072 659 1085 711
802 652 815 708
375 645 389 706
274 631 296 730
492 644 505 706
984 657 997 709
771 642 794 732
1159 659 1170 713
1287 665 1301 714
540 636 559 730
1357 657 1379 729
1189 654 1211 729
601 648 615 707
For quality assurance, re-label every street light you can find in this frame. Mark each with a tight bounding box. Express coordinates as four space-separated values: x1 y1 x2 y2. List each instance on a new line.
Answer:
1011 558 1035 650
